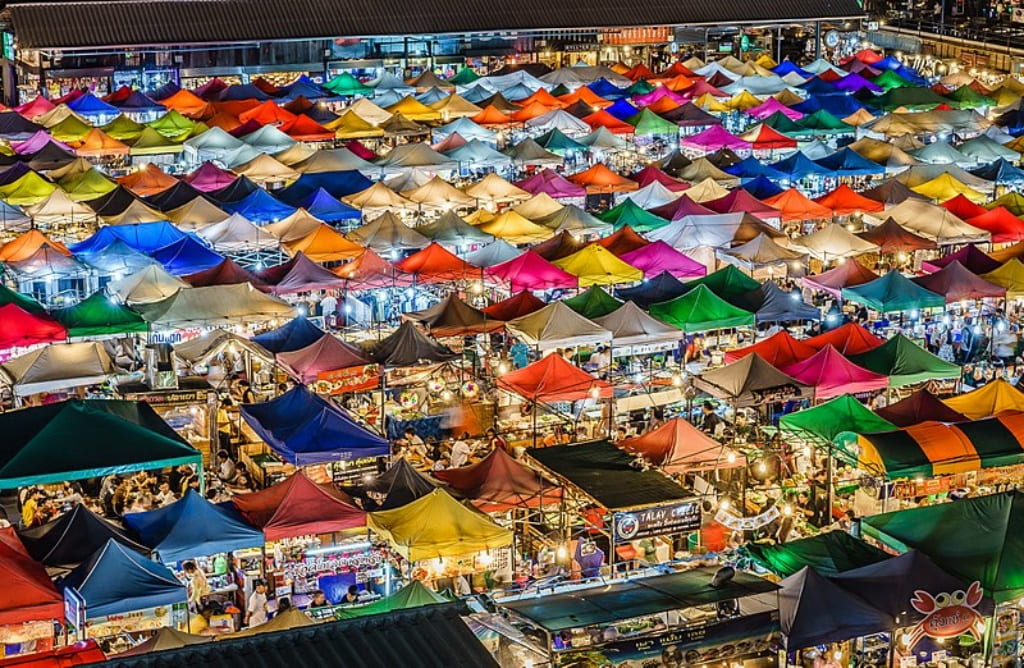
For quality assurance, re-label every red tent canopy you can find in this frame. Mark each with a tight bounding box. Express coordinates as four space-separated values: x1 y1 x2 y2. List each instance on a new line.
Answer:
619 418 744 473
875 388 969 427
582 110 635 134
434 447 559 509
740 123 798 150
333 249 413 289
659 61 697 78
763 188 833 221
704 189 780 219
625 63 658 80
630 165 689 192
967 206 1024 243
804 322 884 356
0 526 63 626
911 260 1006 302
594 225 650 256
232 471 366 541
941 194 987 221
276 333 374 383
279 114 334 141
781 344 889 399
1 641 105 667
802 258 880 298
482 291 546 321
0 304 66 350
724 330 818 367
857 218 937 254
814 184 885 216
184 258 266 288
497 354 612 402
395 242 485 283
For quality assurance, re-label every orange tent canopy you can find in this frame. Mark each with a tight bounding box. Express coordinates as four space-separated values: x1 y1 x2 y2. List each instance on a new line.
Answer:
518 88 565 108
497 353 612 402
625 63 657 81
558 86 611 109
0 229 71 262
568 163 638 193
763 188 834 221
76 128 130 156
595 225 649 256
279 114 334 141
511 100 559 122
212 99 261 117
204 112 243 132
159 89 211 118
662 75 696 92
582 110 635 135
659 61 697 78
619 418 744 472
395 242 484 283
471 105 517 125
814 184 885 216
117 163 178 196
284 224 364 262
647 96 682 114
239 100 296 126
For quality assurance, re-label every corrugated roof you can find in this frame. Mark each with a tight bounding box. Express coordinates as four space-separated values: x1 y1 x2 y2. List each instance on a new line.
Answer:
9 0 864 49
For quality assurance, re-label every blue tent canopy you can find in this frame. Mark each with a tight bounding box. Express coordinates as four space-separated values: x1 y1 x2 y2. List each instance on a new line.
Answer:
281 76 332 101
798 77 842 96
741 175 785 199
604 98 640 121
148 236 224 275
773 61 811 78
240 385 389 465
725 157 789 182
739 281 821 323
60 539 186 619
67 92 119 116
251 316 325 353
995 108 1024 137
815 147 885 176
71 222 189 255
616 271 687 309
76 239 156 277
587 78 627 99
792 94 864 119
291 188 361 222
276 171 373 203
223 188 297 224
769 152 834 180
124 490 263 563
970 157 1024 184
780 566 893 650
116 91 164 111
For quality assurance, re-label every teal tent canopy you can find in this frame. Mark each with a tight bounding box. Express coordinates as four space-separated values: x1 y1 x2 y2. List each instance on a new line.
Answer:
841 270 944 313
650 284 755 332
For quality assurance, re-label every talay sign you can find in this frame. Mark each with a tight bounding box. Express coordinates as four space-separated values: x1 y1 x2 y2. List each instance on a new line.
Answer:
614 500 701 542
905 581 986 650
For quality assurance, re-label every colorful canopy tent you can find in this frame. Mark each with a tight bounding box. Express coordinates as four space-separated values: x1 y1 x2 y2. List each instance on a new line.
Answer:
0 399 200 489
618 417 743 472
240 385 388 465
486 250 578 292
562 286 623 319
59 539 186 619
876 388 969 427
779 567 894 650
333 581 450 619
346 458 439 511
394 242 484 283
476 210 554 245
0 304 66 350
333 249 412 290
615 271 688 309
367 488 513 561
19 505 148 573
404 295 503 337
921 243 1001 275
911 260 1006 302
0 341 114 397
791 223 879 262
680 264 761 303
841 270 944 313
531 231 586 262
593 300 682 347
861 491 1024 602
0 526 64 626
779 393 896 448
737 281 820 323
52 292 148 337
232 472 365 541
481 290 546 321
781 345 889 400
505 301 611 350
498 353 612 403
433 447 557 508
250 316 324 354
882 198 990 245
418 212 494 248
107 264 188 306
649 284 755 332
137 284 295 327
124 489 263 563
692 353 809 407
222 607 315 640
857 217 937 254
742 531 890 577
943 379 1024 420
276 333 374 384
117 627 212 657
805 323 884 357
618 241 705 280
802 259 879 298
850 334 961 387
551 244 642 287
725 330 818 367
367 321 458 366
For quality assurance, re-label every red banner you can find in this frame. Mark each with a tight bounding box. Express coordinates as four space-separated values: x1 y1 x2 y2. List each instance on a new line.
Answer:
314 364 381 394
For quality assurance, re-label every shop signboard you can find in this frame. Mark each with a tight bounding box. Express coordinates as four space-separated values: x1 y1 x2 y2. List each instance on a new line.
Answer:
314 364 381 394
613 500 701 542
64 587 85 631
904 581 985 650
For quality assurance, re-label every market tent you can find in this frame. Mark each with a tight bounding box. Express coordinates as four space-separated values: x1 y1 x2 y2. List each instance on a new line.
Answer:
60 539 186 619
19 503 146 570
476 210 554 245
911 260 1006 302
739 281 820 323
498 353 612 403
875 388 968 427
367 488 513 561
117 627 212 657
535 204 611 237
861 491 1024 602
282 224 364 264
802 259 879 298
779 393 896 447
805 323 884 356
531 231 586 262
418 211 494 247
692 353 809 407
562 286 624 319
52 291 148 337
792 223 879 261
0 304 66 350
618 241 705 280
0 526 64 625
394 242 484 283
850 334 960 387
481 290 546 321
137 283 295 327
486 250 578 292
724 330 818 367
680 264 761 302
921 243 1001 275
814 183 885 215
619 417 743 472
593 300 682 347
742 531 890 577
108 264 188 305
881 198 990 245
779 567 893 649
347 458 439 511
276 333 374 384
551 244 643 286
333 581 450 619
434 447 557 508
404 294 503 337
173 329 271 367
368 321 458 366
857 217 937 254
250 316 324 354
232 471 365 541
240 385 388 465
615 271 688 309
124 489 263 563
649 284 755 332
943 378 1024 420
781 345 889 399
333 248 413 290
0 229 71 263
0 341 114 397
841 270 944 313
505 301 611 350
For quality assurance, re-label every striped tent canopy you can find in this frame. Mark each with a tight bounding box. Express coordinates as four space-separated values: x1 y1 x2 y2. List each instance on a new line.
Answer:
858 412 1024 479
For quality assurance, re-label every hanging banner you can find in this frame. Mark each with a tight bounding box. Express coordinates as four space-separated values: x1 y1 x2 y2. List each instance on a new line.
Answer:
714 504 780 531
613 500 702 542
314 364 381 394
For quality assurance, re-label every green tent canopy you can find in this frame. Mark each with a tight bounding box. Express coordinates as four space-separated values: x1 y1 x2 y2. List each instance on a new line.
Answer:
130 127 184 156
850 334 961 387
101 114 147 142
53 291 149 337
596 198 669 232
742 531 890 577
535 128 587 154
650 284 755 332
0 400 201 489
682 265 761 302
626 108 679 136
778 394 896 449
563 286 624 319
841 270 944 314
147 110 198 141
324 73 373 97
873 86 948 111
762 110 806 136
0 284 45 314
796 109 853 135
447 67 480 86
626 79 656 96
334 581 451 619
872 69 912 91
862 491 1024 602
946 84 995 109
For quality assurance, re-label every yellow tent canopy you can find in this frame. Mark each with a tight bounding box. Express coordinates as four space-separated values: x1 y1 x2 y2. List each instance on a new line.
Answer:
385 95 441 123
944 378 1024 420
694 93 730 112
477 210 553 245
0 171 57 206
326 110 385 139
911 173 988 204
513 192 564 219
464 208 496 225
727 90 762 111
48 114 94 144
463 173 531 206
983 258 1024 298
343 181 417 212
552 244 643 286
284 223 364 262
367 488 512 561
429 94 483 120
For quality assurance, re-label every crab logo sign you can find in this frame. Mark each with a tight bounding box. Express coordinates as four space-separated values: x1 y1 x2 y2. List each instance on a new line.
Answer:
905 582 986 650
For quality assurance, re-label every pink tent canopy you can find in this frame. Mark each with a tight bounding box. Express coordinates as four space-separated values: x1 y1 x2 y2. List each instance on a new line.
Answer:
911 260 1006 302
680 125 750 152
486 250 578 292
14 131 73 155
704 189 780 220
514 169 587 198
681 80 728 98
631 165 689 192
15 96 55 118
185 162 238 192
632 87 688 108
649 195 717 221
277 333 374 383
802 258 880 298
745 98 803 121
781 344 889 399
619 241 707 279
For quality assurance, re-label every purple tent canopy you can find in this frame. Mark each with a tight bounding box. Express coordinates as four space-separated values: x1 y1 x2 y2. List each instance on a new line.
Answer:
514 169 587 198
680 125 750 152
185 162 238 193
745 98 803 121
921 243 1001 275
649 195 717 221
258 253 347 294
14 131 73 155
833 72 883 94
619 240 707 279
632 87 688 108
276 333 374 383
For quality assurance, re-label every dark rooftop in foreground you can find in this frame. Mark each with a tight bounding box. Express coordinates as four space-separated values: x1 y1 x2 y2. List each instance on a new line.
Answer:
8 0 865 50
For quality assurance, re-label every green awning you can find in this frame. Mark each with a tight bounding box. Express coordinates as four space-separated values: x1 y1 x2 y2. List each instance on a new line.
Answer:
334 581 450 619
682 264 761 302
146 110 198 141
850 334 960 387
841 270 944 314
0 284 45 314
324 73 373 96
562 286 623 319
596 198 669 232
626 108 679 136
778 394 896 448
53 292 149 337
650 284 755 332
742 531 890 577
